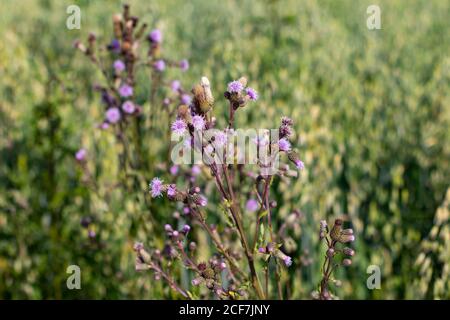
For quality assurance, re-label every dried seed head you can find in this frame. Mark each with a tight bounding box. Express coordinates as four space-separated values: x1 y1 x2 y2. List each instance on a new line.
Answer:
202 267 215 279
192 78 214 114
238 77 248 87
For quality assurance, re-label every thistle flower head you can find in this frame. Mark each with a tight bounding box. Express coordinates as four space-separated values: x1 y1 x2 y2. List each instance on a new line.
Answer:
149 177 164 198
108 39 120 53
343 247 355 256
246 87 258 100
213 131 227 148
164 224 173 233
171 80 181 92
192 194 207 207
192 115 206 130
180 94 192 105
171 119 187 135
148 29 162 43
167 184 177 198
281 116 294 126
182 224 191 235
106 107 121 124
274 249 293 267
75 148 87 161
122 100 135 114
169 165 179 176
343 258 352 266
283 256 293 267
279 125 293 138
113 59 125 72
246 199 259 212
191 277 202 286
278 138 291 152
119 84 133 97
153 59 166 72
295 160 305 170
179 59 189 71
191 165 201 176
227 80 243 93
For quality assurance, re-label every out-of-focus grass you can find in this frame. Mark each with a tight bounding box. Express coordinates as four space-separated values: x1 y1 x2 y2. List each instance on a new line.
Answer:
0 0 448 299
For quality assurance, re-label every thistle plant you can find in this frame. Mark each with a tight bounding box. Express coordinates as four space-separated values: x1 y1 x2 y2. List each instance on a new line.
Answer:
316 219 356 300
74 4 190 174
73 4 355 300
135 74 316 300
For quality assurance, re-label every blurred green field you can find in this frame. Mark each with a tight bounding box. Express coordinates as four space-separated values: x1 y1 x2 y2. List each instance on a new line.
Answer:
0 0 449 299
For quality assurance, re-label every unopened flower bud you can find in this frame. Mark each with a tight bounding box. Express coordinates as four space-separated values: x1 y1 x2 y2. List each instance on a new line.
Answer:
326 248 335 257
343 247 355 256
343 258 352 266
182 224 191 235
191 277 203 286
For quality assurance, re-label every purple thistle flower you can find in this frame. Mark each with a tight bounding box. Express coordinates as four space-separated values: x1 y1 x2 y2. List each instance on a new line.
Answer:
279 125 292 138
258 247 267 254
179 59 189 72
149 177 164 198
167 184 177 197
246 87 258 100
182 224 191 235
113 59 125 73
213 131 227 148
295 159 305 170
164 224 173 232
180 94 191 105
191 165 201 176
106 107 121 124
171 80 181 92
169 165 179 175
192 115 206 130
75 148 87 161
121 100 135 114
100 122 110 130
153 59 166 72
183 206 190 215
246 199 259 212
119 84 133 97
278 138 291 152
195 195 207 207
227 80 243 93
171 119 187 135
108 39 120 53
149 29 162 43
283 256 293 267
191 278 202 286
281 116 294 126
